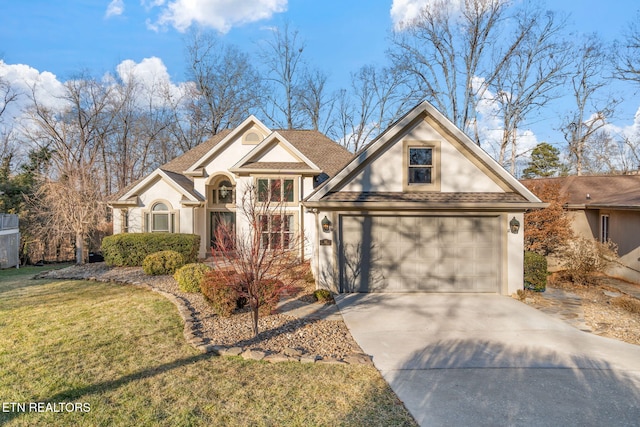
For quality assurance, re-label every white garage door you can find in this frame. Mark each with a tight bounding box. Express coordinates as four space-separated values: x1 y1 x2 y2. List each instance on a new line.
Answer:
339 215 500 293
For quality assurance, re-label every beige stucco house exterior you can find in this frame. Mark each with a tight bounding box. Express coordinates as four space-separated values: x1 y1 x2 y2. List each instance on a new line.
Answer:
109 102 543 295
304 102 543 295
108 115 352 260
522 175 640 283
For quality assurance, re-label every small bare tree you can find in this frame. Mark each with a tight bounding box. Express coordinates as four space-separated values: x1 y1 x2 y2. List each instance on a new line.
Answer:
28 170 106 264
210 182 301 337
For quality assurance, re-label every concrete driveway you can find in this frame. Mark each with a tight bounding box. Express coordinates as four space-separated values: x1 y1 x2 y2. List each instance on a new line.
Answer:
335 294 640 427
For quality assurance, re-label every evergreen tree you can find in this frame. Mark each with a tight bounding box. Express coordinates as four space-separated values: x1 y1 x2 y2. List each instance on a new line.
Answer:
522 142 563 178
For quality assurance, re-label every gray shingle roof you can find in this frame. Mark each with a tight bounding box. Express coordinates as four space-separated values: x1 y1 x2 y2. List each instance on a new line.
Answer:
275 130 352 177
109 127 353 201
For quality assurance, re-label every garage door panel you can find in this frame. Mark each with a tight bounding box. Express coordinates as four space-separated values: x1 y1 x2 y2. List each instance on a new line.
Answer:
340 215 500 293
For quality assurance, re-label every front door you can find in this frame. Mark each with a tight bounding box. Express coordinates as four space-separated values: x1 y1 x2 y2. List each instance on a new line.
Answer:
210 211 236 251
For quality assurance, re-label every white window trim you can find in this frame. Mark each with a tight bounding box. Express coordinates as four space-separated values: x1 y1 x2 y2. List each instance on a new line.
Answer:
600 214 610 243
144 200 179 233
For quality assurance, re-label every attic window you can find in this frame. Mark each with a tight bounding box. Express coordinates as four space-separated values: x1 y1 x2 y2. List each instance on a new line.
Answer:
409 148 433 184
244 132 261 144
403 140 441 192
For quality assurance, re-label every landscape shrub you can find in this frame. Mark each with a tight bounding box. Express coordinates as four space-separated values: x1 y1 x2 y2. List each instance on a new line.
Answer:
201 270 242 317
313 289 333 303
256 278 284 316
102 233 200 267
560 237 618 285
523 251 547 292
174 263 212 293
142 251 185 276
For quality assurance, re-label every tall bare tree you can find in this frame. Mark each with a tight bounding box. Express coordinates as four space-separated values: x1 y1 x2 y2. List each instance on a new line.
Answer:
491 7 572 173
390 0 517 140
259 22 307 129
614 12 640 86
330 64 412 152
179 31 263 145
105 71 175 194
297 67 335 133
22 73 114 263
0 72 21 171
563 34 619 176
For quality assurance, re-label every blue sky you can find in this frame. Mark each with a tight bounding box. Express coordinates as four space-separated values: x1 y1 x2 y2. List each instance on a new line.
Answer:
1 0 639 161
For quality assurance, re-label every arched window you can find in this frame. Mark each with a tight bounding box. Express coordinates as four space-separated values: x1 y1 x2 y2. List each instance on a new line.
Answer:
145 201 175 232
244 131 261 144
208 176 235 206
217 179 234 204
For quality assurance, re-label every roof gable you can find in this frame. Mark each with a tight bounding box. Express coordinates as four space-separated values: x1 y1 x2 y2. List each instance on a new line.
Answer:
120 168 202 203
306 101 541 204
186 115 271 173
230 132 321 174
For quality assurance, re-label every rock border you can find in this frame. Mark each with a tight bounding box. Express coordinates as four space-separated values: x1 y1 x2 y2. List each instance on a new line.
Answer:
37 269 373 366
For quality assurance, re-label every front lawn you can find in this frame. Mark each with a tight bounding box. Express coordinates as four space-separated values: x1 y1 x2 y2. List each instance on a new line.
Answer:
0 267 416 426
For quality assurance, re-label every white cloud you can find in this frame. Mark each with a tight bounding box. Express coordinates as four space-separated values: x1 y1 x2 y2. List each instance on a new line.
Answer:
390 0 464 31
105 0 125 18
0 61 67 123
111 57 184 107
147 0 287 33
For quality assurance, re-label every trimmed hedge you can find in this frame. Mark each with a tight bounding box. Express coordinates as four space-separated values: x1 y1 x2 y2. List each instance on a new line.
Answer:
142 251 185 276
174 263 212 293
102 233 200 267
524 251 547 292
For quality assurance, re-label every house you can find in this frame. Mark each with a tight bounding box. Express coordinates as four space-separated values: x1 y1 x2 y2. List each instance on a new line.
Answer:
109 102 543 295
521 175 640 283
304 101 544 295
108 115 352 260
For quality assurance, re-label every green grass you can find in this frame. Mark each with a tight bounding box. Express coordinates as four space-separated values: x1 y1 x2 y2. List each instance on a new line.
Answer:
0 267 416 426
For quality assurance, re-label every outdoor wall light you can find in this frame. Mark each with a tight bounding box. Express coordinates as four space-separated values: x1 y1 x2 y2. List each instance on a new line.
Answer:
509 216 520 234
321 216 332 233
219 185 229 198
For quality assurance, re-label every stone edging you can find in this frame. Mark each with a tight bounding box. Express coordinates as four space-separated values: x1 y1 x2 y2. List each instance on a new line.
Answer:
43 272 373 366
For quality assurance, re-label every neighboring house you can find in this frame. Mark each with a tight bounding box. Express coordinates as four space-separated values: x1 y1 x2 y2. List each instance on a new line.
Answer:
521 175 640 283
0 213 19 268
108 115 352 260
109 102 543 295
304 101 544 295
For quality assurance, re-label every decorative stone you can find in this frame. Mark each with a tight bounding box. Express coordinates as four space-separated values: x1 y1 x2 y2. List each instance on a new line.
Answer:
300 354 319 364
343 353 373 365
263 353 297 363
317 357 346 365
219 347 243 357
603 290 622 298
283 347 303 358
242 349 266 361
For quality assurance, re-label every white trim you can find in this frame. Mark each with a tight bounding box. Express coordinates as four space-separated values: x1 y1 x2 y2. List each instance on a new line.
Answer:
121 169 199 203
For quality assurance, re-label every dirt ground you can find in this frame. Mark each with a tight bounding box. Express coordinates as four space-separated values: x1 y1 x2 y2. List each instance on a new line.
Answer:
522 273 640 346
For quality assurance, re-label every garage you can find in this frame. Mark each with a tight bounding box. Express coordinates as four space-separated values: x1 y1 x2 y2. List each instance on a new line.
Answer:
339 215 500 293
